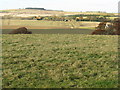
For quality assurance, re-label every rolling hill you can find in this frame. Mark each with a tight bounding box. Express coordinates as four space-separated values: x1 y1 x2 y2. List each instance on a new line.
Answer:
0 9 117 17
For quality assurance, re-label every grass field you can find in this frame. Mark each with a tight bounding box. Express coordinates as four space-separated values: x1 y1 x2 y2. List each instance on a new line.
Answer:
2 19 96 34
2 28 94 34
2 34 118 88
2 20 99 29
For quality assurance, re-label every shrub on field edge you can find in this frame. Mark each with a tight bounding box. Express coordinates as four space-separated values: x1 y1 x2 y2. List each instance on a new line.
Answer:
9 27 32 34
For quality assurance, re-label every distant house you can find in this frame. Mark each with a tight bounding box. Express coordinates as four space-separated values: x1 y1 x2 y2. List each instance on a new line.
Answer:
25 7 46 10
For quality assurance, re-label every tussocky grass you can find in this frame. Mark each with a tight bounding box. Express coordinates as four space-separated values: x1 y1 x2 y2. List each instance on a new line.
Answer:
2 34 118 88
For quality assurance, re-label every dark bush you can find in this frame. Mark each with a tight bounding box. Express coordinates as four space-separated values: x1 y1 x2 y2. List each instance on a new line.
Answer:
9 27 32 34
91 18 120 35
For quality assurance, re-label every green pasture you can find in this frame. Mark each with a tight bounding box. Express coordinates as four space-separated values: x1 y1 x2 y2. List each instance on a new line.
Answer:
2 34 118 88
106 17 118 20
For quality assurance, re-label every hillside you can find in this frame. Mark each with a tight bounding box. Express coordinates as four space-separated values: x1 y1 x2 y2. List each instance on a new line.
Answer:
0 9 116 17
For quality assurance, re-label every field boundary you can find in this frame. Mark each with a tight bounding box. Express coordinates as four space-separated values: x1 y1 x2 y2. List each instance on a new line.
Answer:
2 25 95 30
2 25 71 29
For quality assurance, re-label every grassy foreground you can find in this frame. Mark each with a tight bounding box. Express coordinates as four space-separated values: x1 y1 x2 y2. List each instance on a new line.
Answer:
2 34 118 88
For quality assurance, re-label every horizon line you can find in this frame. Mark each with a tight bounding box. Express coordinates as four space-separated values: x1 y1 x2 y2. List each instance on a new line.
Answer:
0 8 118 13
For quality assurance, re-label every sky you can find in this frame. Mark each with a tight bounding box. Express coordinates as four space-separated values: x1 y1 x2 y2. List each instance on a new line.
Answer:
0 0 120 13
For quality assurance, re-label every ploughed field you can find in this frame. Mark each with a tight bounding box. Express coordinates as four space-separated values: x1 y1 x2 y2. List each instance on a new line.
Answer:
2 34 118 88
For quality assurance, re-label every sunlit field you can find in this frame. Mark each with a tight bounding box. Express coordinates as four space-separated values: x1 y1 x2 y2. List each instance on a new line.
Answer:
2 19 98 29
